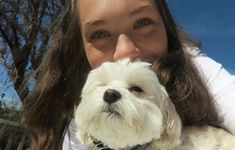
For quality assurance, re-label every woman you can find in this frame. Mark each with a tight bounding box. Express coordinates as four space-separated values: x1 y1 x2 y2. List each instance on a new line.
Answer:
22 0 235 149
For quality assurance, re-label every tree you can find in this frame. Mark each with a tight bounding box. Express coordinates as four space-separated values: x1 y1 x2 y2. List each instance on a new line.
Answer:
0 0 66 102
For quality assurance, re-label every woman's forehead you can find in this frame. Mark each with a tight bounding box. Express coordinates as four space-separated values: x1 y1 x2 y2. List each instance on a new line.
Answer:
78 0 157 25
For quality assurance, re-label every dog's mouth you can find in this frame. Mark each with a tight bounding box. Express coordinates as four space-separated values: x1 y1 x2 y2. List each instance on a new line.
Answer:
102 104 121 117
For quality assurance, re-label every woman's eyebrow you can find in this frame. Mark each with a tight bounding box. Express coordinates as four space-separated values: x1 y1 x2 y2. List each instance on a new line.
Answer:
84 19 106 33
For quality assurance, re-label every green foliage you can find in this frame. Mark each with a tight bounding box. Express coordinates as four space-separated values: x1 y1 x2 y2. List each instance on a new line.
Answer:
0 101 28 149
0 100 22 122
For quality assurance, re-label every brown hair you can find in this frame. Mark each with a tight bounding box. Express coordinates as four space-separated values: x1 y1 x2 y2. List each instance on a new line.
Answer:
152 0 220 126
22 0 221 149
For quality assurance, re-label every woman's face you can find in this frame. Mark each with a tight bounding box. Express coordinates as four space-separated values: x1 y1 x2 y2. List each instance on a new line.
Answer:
78 0 168 68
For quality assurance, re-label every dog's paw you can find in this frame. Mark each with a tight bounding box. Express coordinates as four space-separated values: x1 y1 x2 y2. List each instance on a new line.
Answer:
76 130 93 145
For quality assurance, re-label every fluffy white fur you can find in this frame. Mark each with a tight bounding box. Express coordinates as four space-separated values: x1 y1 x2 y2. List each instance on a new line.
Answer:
75 59 235 150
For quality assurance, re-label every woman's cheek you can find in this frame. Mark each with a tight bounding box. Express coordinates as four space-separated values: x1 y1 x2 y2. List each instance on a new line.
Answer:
135 32 168 57
85 44 114 69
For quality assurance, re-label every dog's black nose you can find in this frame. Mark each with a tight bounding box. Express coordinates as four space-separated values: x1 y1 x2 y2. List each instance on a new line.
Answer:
103 89 121 104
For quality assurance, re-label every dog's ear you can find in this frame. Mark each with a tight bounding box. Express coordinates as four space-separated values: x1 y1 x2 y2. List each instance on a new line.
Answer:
163 97 181 146
150 89 182 149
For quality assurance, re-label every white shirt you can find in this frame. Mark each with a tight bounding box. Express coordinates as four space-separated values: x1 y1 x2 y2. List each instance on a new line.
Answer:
192 52 235 135
63 118 91 150
63 51 235 149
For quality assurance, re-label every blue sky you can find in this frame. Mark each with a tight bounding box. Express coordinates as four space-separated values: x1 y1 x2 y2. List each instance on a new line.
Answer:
1 0 235 106
0 64 20 107
167 0 235 74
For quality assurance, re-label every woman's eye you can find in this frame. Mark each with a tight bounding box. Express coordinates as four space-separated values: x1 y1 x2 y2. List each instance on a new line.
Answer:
133 17 154 30
129 85 144 93
90 30 111 40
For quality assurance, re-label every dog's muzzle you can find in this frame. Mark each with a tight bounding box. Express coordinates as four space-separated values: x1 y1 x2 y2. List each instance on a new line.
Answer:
102 89 121 116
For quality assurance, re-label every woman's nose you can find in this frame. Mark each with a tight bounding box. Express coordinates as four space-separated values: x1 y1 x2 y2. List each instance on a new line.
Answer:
113 34 140 61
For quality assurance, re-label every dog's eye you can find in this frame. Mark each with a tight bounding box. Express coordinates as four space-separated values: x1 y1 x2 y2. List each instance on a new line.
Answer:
129 85 144 93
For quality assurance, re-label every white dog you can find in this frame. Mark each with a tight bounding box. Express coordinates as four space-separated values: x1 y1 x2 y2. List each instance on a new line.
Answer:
75 59 235 150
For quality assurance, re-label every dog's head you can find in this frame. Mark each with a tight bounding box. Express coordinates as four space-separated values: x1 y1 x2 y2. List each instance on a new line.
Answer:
75 59 181 149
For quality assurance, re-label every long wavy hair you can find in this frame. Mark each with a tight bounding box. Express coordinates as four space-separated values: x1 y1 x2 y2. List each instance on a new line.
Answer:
22 0 221 149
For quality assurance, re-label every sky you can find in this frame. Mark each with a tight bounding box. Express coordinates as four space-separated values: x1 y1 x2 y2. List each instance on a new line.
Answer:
1 0 235 106
167 0 235 74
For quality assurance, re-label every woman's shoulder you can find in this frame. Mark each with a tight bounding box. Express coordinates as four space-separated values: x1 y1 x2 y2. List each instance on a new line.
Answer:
186 46 234 87
186 46 235 135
